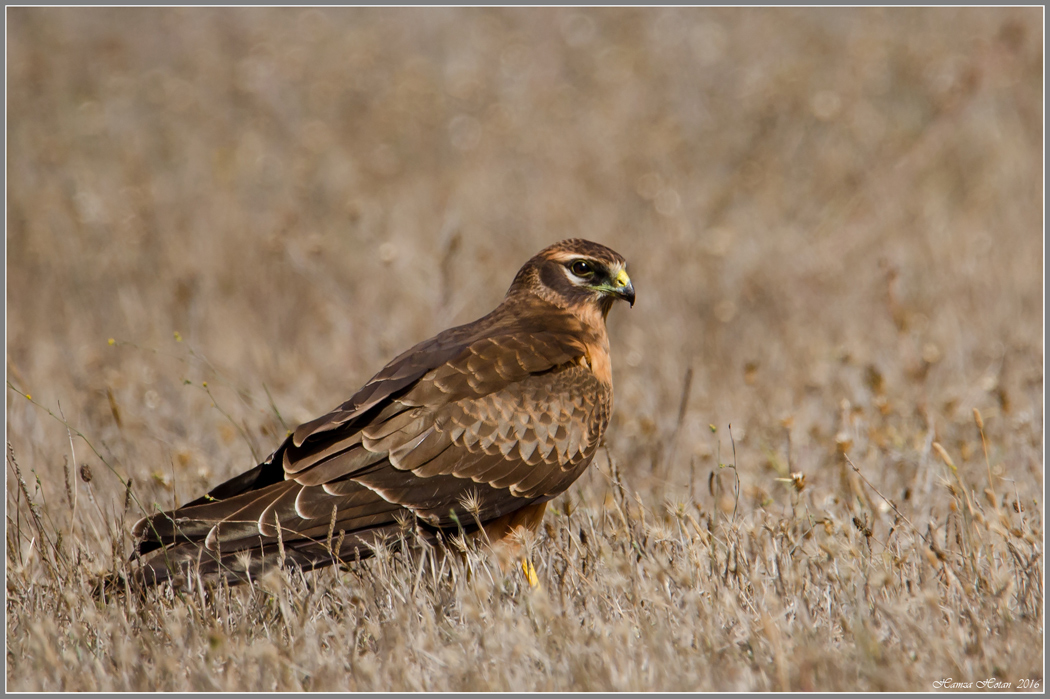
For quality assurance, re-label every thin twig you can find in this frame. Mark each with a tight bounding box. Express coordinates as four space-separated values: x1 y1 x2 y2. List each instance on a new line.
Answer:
664 365 694 477
844 452 929 545
263 383 290 433
202 382 260 463
727 424 740 522
57 402 80 530
974 408 1000 516
7 443 60 578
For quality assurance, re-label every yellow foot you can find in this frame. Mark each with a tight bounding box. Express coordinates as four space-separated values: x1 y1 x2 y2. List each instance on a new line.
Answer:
521 557 539 588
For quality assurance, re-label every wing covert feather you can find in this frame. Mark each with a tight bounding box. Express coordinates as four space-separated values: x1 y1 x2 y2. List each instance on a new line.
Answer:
134 328 610 571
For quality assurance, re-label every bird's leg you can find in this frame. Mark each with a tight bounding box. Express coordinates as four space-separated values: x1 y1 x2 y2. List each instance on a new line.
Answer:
521 556 539 588
487 526 539 588
485 509 545 589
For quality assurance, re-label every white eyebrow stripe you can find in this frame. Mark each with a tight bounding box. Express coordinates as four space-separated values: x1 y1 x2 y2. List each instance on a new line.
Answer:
546 250 584 263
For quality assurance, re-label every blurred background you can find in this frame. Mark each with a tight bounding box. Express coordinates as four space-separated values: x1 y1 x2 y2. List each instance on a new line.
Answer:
7 8 1043 535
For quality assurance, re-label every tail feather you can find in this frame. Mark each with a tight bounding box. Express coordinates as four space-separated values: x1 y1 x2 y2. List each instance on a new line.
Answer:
97 521 418 596
110 445 481 595
113 494 459 592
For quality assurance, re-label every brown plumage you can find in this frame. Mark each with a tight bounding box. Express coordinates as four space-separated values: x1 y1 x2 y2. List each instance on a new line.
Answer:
128 239 634 587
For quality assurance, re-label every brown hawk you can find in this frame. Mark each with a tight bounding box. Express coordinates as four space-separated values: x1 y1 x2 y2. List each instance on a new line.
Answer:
129 239 634 587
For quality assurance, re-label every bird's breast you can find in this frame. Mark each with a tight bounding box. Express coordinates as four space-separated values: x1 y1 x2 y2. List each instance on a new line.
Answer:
581 339 613 387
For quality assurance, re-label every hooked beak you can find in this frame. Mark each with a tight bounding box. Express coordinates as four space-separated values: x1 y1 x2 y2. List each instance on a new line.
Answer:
611 268 635 307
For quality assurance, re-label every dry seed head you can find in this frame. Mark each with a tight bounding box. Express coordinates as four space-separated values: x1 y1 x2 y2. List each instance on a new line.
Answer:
921 343 942 364
235 549 254 576
457 488 483 517
393 510 414 532
61 462 75 515
973 407 984 430
791 472 806 492
932 442 957 472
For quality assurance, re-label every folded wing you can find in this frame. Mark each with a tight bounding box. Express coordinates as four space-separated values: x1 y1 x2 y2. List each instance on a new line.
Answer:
132 325 611 585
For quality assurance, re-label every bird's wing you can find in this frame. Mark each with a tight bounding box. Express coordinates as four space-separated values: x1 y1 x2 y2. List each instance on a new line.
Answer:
134 329 611 565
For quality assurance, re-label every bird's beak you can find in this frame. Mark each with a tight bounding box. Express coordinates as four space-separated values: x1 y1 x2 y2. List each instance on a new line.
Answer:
611 268 635 307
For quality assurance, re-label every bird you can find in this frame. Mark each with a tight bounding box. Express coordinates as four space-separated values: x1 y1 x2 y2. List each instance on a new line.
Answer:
126 238 634 588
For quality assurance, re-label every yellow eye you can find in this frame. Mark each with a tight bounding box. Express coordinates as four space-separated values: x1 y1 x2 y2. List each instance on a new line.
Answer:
570 260 594 277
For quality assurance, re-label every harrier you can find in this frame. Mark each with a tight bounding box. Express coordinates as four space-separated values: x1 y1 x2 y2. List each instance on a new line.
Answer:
129 239 634 587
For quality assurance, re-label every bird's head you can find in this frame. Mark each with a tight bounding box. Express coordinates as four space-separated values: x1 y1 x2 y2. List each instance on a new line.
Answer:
508 239 635 319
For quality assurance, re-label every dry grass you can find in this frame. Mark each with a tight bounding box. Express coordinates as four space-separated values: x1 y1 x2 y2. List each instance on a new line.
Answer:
6 7 1043 692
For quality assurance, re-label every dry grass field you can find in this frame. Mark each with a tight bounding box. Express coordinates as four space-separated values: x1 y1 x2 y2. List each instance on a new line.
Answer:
5 7 1044 692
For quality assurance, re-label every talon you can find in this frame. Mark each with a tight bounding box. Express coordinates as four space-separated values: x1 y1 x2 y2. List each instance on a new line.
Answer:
521 557 539 588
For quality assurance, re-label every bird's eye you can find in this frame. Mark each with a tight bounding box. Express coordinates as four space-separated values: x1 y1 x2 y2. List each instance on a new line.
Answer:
570 260 594 277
